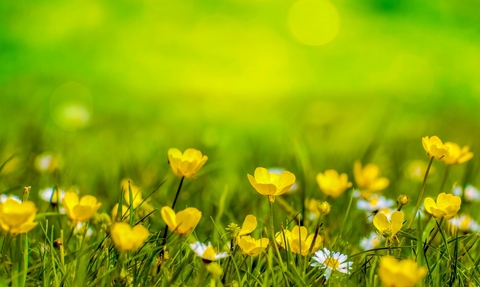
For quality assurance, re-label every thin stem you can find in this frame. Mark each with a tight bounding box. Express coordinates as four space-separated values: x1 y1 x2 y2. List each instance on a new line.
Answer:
439 166 451 193
308 215 322 256
159 176 185 261
171 176 185 211
408 157 434 229
423 217 444 254
268 198 289 287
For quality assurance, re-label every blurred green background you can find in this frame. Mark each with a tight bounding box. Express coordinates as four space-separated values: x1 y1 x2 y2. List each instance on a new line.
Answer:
1 0 480 222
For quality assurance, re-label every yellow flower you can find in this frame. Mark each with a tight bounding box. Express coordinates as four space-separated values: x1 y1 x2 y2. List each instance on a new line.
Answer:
442 142 473 165
318 201 331 216
238 214 257 236
424 193 461 219
305 198 321 219
238 236 270 257
316 170 352 198
422 136 449 160
111 203 130 222
62 192 102 223
247 167 296 198
160 206 201 235
0 198 38 235
275 225 323 256
120 179 154 213
406 160 436 182
110 222 149 252
373 211 404 245
378 256 426 287
353 161 389 198
168 148 208 179
236 215 269 257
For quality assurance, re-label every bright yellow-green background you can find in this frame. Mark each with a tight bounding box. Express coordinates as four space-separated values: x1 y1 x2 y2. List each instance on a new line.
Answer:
1 0 479 208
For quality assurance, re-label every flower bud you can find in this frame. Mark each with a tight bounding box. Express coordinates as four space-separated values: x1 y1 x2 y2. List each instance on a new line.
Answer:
398 195 410 206
318 201 331 215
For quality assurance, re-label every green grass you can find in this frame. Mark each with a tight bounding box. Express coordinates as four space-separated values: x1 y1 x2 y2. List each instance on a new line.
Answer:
0 126 479 286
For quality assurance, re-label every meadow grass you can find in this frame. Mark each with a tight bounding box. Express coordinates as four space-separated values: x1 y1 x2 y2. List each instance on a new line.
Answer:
0 123 479 286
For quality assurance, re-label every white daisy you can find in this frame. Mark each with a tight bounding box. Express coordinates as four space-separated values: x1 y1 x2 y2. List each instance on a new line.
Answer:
74 222 94 237
452 184 480 202
464 185 480 201
449 214 480 232
359 232 382 250
190 242 229 262
39 187 65 203
311 248 352 279
357 195 394 213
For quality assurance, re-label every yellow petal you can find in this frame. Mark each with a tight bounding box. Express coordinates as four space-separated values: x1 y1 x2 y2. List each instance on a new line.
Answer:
373 212 389 232
160 206 177 231
239 215 257 236
390 211 404 236
423 197 437 214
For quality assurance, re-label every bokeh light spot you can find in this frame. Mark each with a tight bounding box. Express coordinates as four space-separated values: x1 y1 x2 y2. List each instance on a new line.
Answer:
288 0 340 46
50 82 93 131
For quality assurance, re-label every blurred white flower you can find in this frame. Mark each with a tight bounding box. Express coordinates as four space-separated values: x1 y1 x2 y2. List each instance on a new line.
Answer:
311 248 352 280
357 195 394 213
359 232 382 250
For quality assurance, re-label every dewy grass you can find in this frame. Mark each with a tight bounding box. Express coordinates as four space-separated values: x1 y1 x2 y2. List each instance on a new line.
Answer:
0 135 479 286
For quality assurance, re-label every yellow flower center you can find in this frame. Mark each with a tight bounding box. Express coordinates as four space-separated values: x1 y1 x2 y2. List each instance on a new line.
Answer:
369 197 379 207
324 257 340 269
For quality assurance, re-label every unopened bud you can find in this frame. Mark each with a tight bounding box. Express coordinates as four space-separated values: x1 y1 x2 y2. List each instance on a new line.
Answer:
318 201 331 215
398 195 410 206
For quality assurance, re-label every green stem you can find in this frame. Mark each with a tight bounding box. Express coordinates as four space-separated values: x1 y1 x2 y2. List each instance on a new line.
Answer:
308 215 323 255
439 166 451 193
159 177 185 264
408 157 434 229
171 176 185 211
423 217 444 254
268 198 289 287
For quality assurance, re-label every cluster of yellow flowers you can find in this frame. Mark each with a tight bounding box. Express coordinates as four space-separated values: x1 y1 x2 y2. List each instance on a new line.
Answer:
0 134 474 286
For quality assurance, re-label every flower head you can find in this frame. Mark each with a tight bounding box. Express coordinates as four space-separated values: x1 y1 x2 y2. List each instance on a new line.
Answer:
236 215 269 256
422 136 449 160
0 198 38 235
449 214 480 233
360 231 382 250
268 168 299 193
112 203 130 222
111 222 149 252
378 256 426 287
442 142 473 165
238 236 270 257
353 161 389 197
39 187 65 204
120 179 154 213
190 242 229 263
424 193 461 219
406 160 436 182
373 211 404 245
316 170 352 198
275 225 323 256
357 195 394 213
168 148 208 179
311 248 352 280
62 192 102 223
247 167 296 198
160 206 201 235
